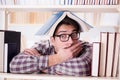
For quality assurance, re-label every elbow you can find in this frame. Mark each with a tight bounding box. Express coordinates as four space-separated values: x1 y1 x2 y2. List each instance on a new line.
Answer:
9 55 38 74
9 57 26 73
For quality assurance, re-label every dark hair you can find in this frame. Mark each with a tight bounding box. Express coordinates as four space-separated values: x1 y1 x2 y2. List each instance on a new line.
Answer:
53 16 81 36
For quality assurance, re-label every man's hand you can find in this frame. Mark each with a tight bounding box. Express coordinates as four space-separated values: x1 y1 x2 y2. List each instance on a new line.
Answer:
56 41 83 62
23 48 40 56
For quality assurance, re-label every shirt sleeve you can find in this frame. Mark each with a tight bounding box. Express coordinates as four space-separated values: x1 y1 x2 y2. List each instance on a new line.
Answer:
10 40 52 73
10 53 48 73
52 43 93 76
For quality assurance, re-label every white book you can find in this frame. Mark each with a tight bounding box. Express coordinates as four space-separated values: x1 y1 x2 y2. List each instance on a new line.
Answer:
60 0 65 5
84 0 88 5
0 32 4 72
68 0 72 5
1 0 6 5
106 32 116 77
113 0 119 5
91 42 101 76
24 0 38 5
4 43 19 73
54 0 60 5
104 0 108 5
19 0 25 5
99 0 104 5
4 43 8 73
0 0 2 5
87 0 90 5
112 33 120 77
65 0 69 5
99 32 108 77
5 0 14 5
71 0 74 5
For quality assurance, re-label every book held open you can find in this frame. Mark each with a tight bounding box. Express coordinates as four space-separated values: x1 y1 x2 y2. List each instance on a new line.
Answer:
36 11 93 36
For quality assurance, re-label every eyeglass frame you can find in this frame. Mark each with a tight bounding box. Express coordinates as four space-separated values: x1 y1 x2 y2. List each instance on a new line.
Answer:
53 32 80 42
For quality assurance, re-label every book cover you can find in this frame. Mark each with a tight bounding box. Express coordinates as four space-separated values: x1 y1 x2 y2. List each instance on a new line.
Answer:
36 11 64 35
112 33 120 77
50 11 93 36
91 42 101 76
36 11 93 37
4 43 18 73
0 32 4 72
99 32 109 77
106 32 116 77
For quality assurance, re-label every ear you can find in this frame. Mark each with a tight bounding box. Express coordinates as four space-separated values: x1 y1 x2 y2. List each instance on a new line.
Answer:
50 36 55 46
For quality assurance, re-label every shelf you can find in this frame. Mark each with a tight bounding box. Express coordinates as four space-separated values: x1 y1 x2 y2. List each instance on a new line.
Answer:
0 73 119 80
0 5 119 12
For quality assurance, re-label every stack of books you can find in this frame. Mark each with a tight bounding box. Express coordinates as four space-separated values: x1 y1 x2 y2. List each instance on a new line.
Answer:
91 32 120 77
0 30 21 73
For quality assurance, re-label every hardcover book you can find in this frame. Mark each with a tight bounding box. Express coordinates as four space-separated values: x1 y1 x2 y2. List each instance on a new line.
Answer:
36 11 93 36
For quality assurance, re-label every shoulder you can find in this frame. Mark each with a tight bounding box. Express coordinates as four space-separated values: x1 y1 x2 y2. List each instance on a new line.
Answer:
32 39 50 48
80 40 93 48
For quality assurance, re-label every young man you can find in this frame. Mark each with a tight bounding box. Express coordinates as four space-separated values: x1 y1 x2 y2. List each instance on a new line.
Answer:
10 16 93 76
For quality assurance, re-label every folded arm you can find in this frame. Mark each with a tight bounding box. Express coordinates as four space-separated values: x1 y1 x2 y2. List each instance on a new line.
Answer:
52 43 93 76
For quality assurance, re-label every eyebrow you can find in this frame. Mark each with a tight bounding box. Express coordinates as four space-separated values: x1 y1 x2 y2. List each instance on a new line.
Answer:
57 29 77 34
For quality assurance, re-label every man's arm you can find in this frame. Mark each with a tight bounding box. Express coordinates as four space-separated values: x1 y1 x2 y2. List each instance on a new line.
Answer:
10 49 71 73
10 52 48 73
52 43 93 76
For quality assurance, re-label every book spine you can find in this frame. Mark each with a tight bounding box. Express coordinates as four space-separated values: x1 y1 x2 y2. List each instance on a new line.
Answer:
4 43 8 73
112 33 120 77
99 32 109 77
105 32 116 77
91 42 101 76
0 32 4 72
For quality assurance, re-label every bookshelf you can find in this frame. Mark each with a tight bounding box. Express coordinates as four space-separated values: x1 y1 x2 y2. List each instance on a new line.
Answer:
0 5 119 12
0 4 120 80
0 73 119 80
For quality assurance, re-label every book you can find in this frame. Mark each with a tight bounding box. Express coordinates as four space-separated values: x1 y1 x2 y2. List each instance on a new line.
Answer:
99 32 109 77
91 42 101 76
106 32 116 77
0 30 21 73
47 11 93 36
112 33 120 77
0 32 4 72
36 11 64 35
36 11 93 36
4 43 18 73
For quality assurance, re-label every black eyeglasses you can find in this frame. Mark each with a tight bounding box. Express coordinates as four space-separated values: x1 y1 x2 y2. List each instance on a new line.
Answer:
54 32 80 42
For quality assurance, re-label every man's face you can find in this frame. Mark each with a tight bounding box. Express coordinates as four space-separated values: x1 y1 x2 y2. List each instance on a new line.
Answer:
51 24 79 52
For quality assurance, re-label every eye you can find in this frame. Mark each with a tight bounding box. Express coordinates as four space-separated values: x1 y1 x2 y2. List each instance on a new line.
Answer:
71 32 79 39
72 32 77 36
60 34 68 39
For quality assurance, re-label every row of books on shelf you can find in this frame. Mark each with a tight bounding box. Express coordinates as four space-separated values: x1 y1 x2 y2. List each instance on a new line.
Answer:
0 30 21 73
0 0 119 5
92 32 120 77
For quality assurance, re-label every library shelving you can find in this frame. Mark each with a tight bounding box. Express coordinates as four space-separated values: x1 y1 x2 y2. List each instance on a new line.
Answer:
0 5 119 12
0 73 119 80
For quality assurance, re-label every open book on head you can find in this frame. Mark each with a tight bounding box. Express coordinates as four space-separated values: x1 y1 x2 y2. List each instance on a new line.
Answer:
36 11 93 36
